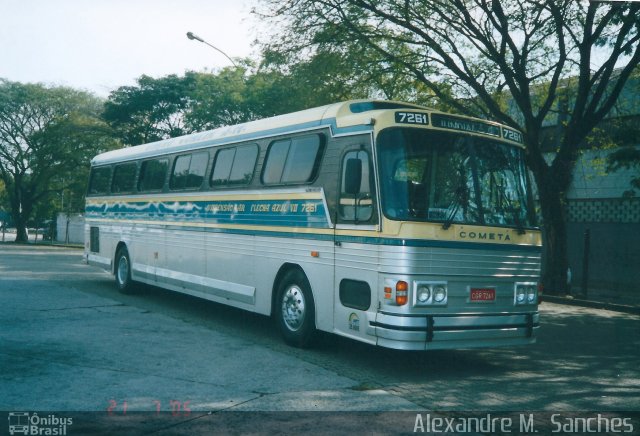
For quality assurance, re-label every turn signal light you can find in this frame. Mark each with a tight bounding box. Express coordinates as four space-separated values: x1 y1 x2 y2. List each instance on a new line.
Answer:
396 281 408 306
538 283 544 303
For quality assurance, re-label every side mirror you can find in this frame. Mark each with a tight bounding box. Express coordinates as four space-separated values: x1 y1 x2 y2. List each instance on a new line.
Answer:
344 158 362 195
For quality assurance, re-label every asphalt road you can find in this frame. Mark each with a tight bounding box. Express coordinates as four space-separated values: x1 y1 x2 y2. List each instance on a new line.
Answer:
1 244 639 433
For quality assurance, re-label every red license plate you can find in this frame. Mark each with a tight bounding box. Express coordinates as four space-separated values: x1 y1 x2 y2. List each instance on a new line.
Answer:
470 288 496 302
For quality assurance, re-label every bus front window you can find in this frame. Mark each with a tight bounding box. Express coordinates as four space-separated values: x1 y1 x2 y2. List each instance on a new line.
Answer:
378 128 536 229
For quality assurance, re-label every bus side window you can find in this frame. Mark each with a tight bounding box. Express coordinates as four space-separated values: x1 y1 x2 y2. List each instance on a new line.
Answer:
88 166 112 196
262 134 324 185
211 144 258 187
138 158 168 192
339 150 373 222
111 162 137 194
170 151 209 190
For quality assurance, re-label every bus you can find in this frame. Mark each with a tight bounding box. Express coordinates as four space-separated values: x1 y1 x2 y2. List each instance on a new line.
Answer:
84 100 541 350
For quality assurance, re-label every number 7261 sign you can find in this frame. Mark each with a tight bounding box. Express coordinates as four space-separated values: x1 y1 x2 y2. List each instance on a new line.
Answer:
395 111 429 125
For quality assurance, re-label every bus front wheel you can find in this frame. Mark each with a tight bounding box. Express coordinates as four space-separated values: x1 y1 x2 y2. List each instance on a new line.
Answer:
115 247 136 294
275 269 316 348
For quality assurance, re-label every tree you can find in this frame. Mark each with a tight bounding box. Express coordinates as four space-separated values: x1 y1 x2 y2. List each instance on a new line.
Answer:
103 64 376 146
255 0 640 293
187 66 259 130
0 80 118 243
104 69 263 145
104 74 197 146
256 14 456 110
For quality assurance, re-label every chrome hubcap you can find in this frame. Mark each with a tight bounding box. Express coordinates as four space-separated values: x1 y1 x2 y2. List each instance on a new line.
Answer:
117 255 129 286
281 285 305 332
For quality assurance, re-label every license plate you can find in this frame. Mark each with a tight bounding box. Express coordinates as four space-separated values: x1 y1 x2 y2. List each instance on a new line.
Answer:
470 288 496 302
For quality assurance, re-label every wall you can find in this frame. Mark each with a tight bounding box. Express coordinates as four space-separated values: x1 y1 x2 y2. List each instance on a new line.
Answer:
563 147 640 299
56 213 85 245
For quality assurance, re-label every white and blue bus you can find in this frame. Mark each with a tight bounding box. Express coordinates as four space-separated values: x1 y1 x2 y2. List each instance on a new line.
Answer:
85 100 541 350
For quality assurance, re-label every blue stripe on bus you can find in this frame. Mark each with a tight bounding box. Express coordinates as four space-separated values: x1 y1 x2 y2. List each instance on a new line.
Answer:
85 198 330 228
334 234 541 252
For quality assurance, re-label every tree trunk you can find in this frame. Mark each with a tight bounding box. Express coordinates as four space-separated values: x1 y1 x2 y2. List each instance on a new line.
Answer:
13 212 29 243
538 181 570 295
9 190 32 244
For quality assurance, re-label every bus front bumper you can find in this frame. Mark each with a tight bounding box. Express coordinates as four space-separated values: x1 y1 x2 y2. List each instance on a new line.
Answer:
370 312 539 351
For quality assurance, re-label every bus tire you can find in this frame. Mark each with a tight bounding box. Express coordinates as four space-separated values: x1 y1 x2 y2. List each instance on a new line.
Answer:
115 247 136 294
275 269 316 348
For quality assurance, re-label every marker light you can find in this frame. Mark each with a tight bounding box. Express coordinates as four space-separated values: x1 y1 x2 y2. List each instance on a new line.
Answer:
384 286 392 300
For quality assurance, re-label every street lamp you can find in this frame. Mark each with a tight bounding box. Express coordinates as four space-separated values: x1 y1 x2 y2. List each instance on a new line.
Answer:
186 32 237 67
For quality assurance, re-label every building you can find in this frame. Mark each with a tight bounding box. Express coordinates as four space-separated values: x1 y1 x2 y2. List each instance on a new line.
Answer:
553 72 640 300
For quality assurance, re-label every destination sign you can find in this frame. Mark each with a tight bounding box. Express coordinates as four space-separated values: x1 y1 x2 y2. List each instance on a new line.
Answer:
431 114 501 138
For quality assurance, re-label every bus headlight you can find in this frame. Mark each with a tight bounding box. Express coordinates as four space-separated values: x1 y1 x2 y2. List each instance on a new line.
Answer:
433 285 447 303
413 282 447 306
526 286 537 303
416 285 431 303
515 282 537 305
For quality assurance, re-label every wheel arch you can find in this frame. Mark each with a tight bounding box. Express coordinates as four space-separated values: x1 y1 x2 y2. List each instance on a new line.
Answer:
271 263 313 319
272 262 319 347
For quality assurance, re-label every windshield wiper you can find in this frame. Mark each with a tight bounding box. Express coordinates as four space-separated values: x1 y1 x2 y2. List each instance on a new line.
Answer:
442 186 467 230
499 191 526 234
510 207 526 235
492 175 526 235
513 205 526 234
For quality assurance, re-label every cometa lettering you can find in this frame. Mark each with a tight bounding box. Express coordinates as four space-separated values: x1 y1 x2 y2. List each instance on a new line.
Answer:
459 231 511 241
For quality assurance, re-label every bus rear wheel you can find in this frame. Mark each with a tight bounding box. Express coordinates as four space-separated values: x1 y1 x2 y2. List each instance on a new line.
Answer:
115 247 136 294
275 269 316 348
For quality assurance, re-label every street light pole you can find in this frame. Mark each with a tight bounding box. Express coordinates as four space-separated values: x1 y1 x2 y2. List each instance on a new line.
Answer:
186 32 237 67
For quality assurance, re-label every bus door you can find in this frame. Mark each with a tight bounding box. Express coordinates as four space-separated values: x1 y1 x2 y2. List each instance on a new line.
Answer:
333 146 379 344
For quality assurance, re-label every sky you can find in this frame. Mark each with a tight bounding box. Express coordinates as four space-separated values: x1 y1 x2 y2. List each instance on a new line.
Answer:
0 0 258 97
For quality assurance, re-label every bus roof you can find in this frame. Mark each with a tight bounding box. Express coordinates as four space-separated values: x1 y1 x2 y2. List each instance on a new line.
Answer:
92 100 423 166
91 100 522 166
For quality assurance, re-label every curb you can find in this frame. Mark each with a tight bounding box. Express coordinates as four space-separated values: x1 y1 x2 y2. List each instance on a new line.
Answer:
0 241 83 249
543 295 640 315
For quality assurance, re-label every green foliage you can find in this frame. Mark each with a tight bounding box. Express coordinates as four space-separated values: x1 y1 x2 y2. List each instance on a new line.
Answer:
104 58 405 148
258 22 453 111
0 79 118 241
104 74 196 146
187 68 255 130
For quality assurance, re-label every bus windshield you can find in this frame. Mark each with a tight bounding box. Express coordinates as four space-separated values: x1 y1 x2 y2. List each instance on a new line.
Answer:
378 128 537 228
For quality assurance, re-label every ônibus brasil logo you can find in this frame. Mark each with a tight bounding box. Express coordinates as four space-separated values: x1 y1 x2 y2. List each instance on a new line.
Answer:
8 412 73 435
